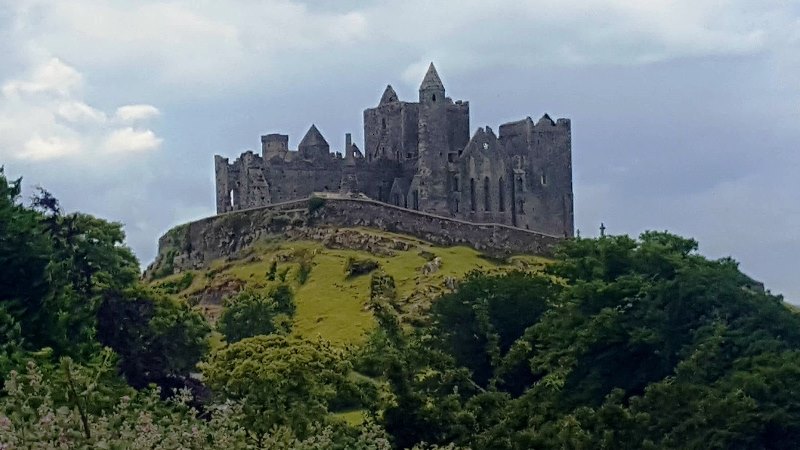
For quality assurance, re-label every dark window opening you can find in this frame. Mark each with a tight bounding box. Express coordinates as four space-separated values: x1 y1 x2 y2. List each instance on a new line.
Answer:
498 177 505 212
518 199 525 214
453 175 459 192
413 190 420 210
454 198 459 213
470 178 476 211
381 118 386 129
448 153 456 163
516 177 524 192
484 176 491 211
432 94 436 102
541 171 547 185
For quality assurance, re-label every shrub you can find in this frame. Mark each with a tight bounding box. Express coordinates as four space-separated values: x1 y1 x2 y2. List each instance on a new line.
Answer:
308 196 326 213
156 271 194 294
345 257 380 278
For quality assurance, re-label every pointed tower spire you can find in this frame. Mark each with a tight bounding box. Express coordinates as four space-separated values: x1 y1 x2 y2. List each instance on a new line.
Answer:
380 85 398 105
419 62 444 91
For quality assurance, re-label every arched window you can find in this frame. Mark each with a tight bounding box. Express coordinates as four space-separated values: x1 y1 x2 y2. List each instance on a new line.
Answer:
470 178 476 211
498 177 505 212
484 177 491 211
432 94 436 102
454 198 459 213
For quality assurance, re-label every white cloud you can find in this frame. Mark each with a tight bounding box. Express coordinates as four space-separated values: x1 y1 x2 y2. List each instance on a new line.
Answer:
104 127 162 154
0 57 161 162
57 101 107 124
17 135 81 161
115 104 160 122
1 57 82 98
0 0 788 99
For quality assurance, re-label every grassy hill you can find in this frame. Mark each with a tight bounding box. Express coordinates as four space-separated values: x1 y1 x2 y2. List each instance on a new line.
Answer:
149 227 549 345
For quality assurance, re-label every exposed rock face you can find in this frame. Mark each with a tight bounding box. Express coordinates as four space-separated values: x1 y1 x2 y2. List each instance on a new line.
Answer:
145 196 563 279
421 257 443 275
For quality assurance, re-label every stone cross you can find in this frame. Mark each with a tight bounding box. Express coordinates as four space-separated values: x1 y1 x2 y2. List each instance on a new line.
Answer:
600 222 606 237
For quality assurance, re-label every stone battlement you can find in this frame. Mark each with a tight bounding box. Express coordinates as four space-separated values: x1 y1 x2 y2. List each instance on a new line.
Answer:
147 195 563 277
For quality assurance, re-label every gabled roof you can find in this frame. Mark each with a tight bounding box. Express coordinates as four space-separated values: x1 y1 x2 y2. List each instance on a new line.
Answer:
380 85 399 105
298 124 329 148
419 62 444 91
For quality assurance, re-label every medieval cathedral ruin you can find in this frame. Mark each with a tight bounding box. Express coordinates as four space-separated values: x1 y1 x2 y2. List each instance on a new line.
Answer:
214 63 574 237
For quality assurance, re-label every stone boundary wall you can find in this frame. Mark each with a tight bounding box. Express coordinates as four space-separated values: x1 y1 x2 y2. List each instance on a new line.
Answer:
147 195 565 276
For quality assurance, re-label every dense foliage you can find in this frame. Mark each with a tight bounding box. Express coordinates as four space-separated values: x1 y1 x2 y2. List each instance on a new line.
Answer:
3 168 800 449
217 286 294 343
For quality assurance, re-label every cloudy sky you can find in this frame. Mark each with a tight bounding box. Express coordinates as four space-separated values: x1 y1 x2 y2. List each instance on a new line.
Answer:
1 0 799 301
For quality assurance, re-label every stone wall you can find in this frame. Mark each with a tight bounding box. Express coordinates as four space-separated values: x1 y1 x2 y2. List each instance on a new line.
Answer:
146 195 564 277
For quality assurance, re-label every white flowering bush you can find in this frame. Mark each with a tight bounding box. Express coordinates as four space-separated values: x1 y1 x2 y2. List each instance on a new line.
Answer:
0 359 402 449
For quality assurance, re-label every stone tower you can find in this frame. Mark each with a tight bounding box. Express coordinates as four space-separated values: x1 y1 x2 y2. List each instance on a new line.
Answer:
414 63 452 214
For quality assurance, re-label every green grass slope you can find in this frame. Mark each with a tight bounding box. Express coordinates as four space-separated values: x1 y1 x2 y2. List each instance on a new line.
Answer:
150 227 549 345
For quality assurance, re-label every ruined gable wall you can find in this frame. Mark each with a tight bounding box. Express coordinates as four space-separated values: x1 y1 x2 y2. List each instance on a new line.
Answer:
450 128 513 227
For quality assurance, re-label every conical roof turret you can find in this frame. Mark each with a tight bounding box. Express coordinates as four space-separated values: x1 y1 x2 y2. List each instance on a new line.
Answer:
419 62 444 91
380 85 398 105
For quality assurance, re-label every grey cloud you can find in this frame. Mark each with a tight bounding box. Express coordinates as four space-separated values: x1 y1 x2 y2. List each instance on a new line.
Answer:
2 0 799 303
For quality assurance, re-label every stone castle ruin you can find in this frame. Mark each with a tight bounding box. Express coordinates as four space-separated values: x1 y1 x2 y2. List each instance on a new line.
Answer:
215 63 573 237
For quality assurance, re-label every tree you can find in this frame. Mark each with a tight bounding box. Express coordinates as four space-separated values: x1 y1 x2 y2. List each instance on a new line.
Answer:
430 271 556 389
217 286 294 343
96 287 210 389
202 335 350 441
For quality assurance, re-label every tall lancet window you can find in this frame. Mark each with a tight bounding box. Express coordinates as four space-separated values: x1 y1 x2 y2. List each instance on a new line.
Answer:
470 178 476 211
484 177 491 211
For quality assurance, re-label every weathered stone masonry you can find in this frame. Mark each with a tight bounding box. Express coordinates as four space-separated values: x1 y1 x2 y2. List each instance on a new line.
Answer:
148 196 563 275
214 63 574 238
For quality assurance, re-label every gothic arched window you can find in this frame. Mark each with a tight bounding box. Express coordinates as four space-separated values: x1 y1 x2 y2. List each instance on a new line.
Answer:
484 177 491 211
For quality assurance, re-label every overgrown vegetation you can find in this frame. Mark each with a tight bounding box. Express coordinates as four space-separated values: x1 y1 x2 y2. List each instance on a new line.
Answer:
345 256 380 278
4 168 800 449
308 196 326 213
